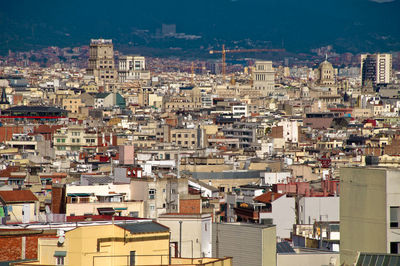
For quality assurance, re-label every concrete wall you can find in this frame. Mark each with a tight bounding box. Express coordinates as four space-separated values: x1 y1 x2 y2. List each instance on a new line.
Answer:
158 214 212 258
340 168 388 266
260 195 296 239
277 252 339 266
212 223 276 266
263 172 292 185
5 202 37 224
66 201 144 217
386 169 400 253
67 184 131 201
299 197 340 224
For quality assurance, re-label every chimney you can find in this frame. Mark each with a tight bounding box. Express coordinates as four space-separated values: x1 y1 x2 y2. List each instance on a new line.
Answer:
51 184 66 214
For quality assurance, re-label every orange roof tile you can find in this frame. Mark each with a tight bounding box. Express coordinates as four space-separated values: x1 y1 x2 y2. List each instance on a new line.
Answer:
254 191 284 204
0 190 38 203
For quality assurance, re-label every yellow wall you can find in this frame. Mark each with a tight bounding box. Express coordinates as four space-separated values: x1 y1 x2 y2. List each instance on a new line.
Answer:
37 238 67 265
262 225 277 266
66 224 170 266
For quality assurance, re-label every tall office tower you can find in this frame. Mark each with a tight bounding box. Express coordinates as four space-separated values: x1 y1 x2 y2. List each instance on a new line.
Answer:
87 39 117 84
361 53 392 87
118 56 150 82
340 167 400 265
252 61 275 97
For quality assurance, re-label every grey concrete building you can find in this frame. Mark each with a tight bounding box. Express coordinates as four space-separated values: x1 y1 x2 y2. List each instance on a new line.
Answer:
340 167 400 266
212 223 276 266
298 196 340 225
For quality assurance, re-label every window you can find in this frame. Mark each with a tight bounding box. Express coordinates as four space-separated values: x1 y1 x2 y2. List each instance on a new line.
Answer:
149 205 155 211
129 211 139 218
130 251 136 266
149 189 156 199
390 207 400 228
56 256 64 265
390 242 399 254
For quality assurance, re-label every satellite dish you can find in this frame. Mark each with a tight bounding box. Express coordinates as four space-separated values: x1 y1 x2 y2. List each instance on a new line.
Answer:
57 229 65 237
58 236 65 246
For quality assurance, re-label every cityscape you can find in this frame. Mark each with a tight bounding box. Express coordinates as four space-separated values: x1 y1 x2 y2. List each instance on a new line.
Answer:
0 1 400 266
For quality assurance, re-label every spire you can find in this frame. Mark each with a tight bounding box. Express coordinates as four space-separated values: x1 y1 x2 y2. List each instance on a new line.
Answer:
325 53 328 62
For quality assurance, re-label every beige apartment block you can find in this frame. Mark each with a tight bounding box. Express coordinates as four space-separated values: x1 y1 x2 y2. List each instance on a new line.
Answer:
340 167 400 265
170 128 200 149
87 39 117 85
62 97 83 115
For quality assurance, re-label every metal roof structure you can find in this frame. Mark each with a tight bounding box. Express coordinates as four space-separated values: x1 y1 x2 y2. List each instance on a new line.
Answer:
356 253 400 266
117 221 169 234
276 242 295 254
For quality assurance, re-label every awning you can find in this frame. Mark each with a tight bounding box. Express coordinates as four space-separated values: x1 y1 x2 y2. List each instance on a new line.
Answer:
97 207 115 215
114 207 127 210
67 193 91 197
54 251 67 257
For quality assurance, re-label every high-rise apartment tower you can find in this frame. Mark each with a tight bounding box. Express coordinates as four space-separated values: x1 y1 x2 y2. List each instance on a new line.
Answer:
361 53 392 87
87 39 117 84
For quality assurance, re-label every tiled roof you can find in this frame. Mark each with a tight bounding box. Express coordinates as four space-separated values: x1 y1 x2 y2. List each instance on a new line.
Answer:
253 191 284 204
0 190 38 203
0 166 21 178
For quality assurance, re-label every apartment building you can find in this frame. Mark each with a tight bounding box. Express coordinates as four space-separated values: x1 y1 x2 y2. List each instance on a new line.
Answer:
170 128 201 149
252 61 275 96
340 167 400 265
118 55 150 82
361 53 392 86
130 177 189 219
62 97 83 114
86 39 117 84
53 126 98 156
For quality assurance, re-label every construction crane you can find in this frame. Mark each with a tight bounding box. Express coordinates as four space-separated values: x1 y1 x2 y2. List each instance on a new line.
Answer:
209 44 285 80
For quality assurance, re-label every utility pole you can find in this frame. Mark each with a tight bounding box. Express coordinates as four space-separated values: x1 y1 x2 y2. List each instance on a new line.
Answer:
179 220 183 258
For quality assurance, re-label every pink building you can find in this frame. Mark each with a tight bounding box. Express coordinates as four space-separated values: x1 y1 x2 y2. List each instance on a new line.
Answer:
119 145 135 165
